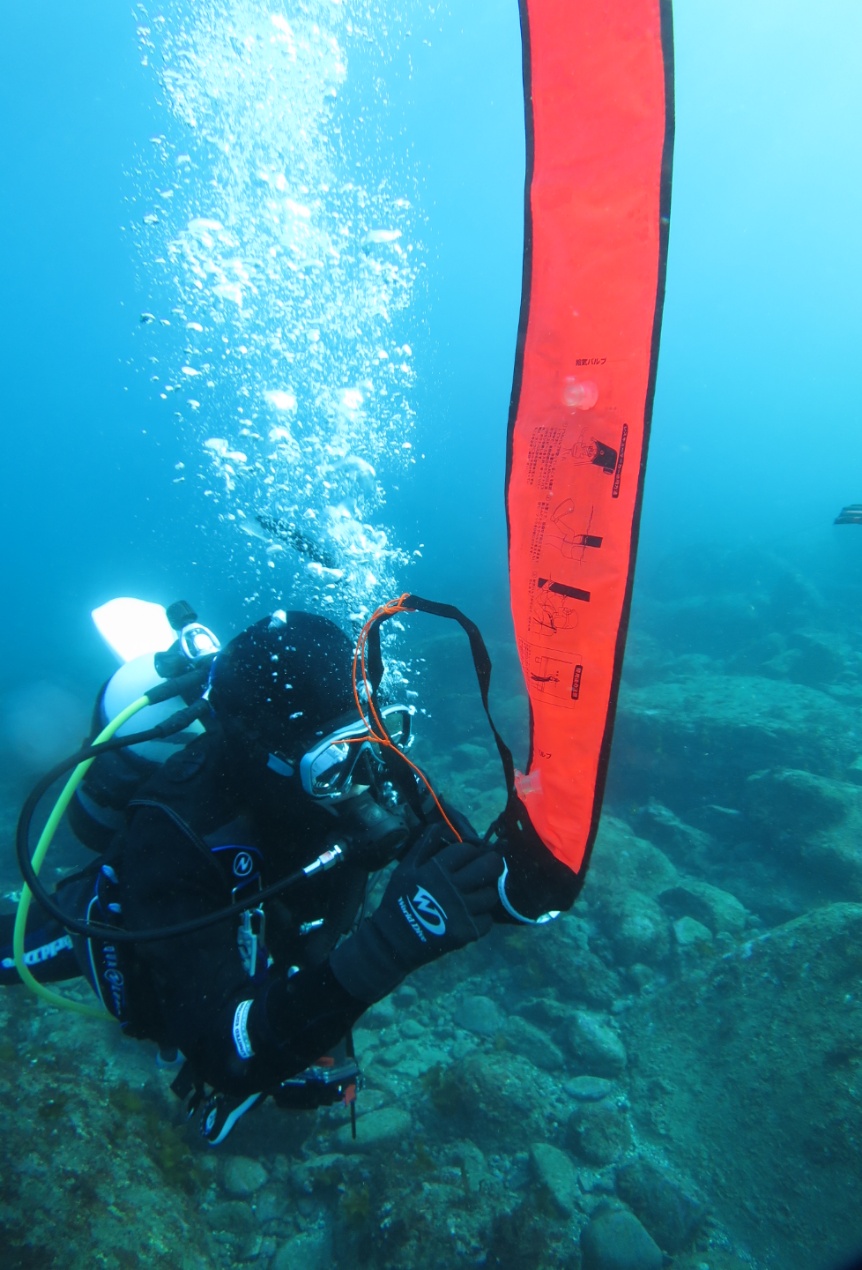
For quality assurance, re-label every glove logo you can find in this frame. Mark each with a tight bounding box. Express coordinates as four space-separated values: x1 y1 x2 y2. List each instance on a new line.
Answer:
405 886 448 938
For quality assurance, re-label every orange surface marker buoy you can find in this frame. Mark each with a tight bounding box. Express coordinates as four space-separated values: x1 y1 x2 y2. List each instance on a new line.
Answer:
506 0 674 884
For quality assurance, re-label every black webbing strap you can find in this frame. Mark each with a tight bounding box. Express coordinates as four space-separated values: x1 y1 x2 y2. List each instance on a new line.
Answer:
363 593 517 808
363 594 582 916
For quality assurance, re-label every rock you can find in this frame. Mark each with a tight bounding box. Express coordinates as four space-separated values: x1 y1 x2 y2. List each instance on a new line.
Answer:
629 803 717 873
271 1226 333 1270
530 1141 580 1215
616 1157 706 1253
744 767 847 835
375 1041 408 1068
580 1207 663 1270
615 673 857 811
605 893 671 967
777 630 846 687
506 1016 565 1072
548 941 625 1009
208 1199 257 1235
455 993 504 1037
672 916 712 948
658 881 749 936
434 1051 558 1147
332 1106 412 1152
292 1152 360 1193
253 1187 285 1225
744 769 862 896
221 1155 269 1197
452 741 491 769
564 1011 628 1077
362 997 398 1028
445 1140 489 1195
587 818 679 898
565 1076 615 1102
567 1102 632 1166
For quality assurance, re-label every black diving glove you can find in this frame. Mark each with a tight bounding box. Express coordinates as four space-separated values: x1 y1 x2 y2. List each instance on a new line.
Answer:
329 824 503 1004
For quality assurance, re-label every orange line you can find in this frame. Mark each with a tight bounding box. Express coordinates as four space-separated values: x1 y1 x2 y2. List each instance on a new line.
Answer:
348 596 462 843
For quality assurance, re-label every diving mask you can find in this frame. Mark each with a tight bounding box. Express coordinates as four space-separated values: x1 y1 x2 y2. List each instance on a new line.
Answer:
267 705 413 801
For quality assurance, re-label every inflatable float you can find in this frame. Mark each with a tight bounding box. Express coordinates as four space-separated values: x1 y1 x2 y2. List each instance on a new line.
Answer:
503 0 675 908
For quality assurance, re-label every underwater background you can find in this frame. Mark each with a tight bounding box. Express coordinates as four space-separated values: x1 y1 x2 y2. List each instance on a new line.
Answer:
1 2 861 1268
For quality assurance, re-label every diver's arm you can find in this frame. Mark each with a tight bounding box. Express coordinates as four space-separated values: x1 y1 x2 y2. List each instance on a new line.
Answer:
121 805 499 1097
120 807 366 1096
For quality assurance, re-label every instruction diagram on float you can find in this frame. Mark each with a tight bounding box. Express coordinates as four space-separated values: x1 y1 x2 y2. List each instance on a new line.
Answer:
521 409 628 707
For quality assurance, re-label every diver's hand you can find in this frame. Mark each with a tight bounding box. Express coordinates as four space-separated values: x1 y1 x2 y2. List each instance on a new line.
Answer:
329 824 503 1004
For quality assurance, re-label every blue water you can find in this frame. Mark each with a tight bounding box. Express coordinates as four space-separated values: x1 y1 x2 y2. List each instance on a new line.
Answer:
2 1 859 704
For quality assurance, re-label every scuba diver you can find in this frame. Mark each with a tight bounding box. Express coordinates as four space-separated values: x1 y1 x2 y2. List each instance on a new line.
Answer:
0 602 520 1144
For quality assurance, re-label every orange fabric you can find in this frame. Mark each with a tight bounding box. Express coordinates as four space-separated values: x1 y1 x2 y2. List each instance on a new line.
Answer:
507 0 673 874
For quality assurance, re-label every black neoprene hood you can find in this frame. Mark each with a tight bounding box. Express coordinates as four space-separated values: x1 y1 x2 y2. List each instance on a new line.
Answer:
207 611 355 753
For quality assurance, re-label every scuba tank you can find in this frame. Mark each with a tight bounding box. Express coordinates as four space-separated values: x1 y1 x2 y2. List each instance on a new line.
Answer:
68 598 220 852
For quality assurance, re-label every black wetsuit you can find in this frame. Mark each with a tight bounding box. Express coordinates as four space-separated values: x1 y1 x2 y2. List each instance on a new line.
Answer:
1 725 419 1104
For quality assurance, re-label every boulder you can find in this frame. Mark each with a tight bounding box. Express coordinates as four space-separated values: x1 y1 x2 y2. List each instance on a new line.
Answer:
622 903 862 1268
611 673 857 814
744 769 862 897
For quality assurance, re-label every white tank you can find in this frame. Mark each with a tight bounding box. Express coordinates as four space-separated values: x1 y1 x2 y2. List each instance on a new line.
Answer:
101 653 205 763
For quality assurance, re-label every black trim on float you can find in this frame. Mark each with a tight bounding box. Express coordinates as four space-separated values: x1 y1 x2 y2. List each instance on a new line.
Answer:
505 0 539 817
581 0 676 885
505 0 536 505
